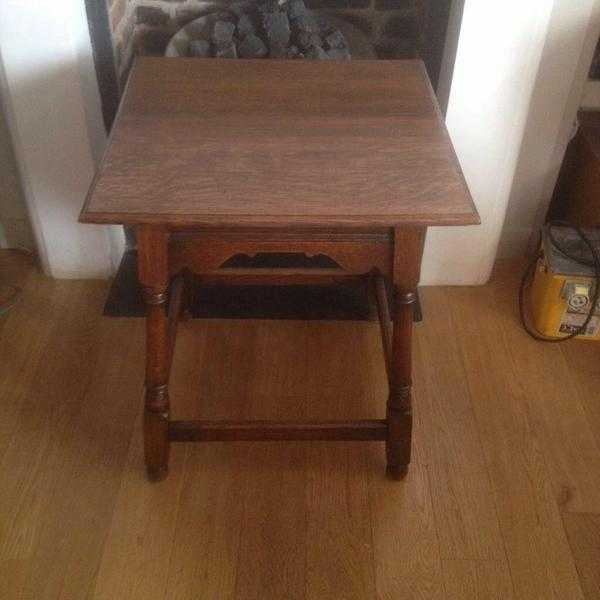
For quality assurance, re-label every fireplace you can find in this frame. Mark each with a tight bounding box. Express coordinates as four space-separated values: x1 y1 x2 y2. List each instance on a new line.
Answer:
90 0 453 127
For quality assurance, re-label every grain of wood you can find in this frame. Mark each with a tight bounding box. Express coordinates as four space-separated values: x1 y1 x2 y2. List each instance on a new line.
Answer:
234 442 307 600
33 317 144 599
80 58 478 228
0 280 142 599
360 321 445 600
447 283 584 600
0 277 66 463
559 340 600 458
442 560 514 600
91 322 198 600
233 323 308 600
492 263 600 513
0 254 70 463
414 288 506 561
165 321 258 600
562 513 600 600
369 441 445 600
1 255 599 599
0 559 28 600
304 323 377 600
0 281 103 564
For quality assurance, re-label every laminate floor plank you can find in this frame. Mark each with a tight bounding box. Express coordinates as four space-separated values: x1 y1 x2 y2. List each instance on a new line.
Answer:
447 283 584 600
562 512 600 600
492 263 600 513
442 559 514 600
414 288 506 561
304 323 377 600
165 321 259 600
0 273 68 463
0 281 102 561
91 321 200 600
28 317 144 600
369 439 445 600
359 322 445 600
0 280 141 599
1 255 599 600
559 341 600 460
233 322 309 600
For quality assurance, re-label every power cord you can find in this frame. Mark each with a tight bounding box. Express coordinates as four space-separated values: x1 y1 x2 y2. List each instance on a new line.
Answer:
519 220 600 342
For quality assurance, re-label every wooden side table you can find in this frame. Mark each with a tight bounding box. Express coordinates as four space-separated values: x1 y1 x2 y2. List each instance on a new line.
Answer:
81 57 479 481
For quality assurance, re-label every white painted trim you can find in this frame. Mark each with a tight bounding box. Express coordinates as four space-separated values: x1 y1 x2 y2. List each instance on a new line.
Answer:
0 50 50 273
499 0 600 258
0 0 124 278
421 0 555 285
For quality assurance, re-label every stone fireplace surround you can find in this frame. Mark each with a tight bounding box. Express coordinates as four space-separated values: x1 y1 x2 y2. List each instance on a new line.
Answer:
107 0 448 89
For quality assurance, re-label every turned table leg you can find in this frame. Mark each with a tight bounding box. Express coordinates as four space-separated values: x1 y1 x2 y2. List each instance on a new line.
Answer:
386 227 426 480
137 226 171 481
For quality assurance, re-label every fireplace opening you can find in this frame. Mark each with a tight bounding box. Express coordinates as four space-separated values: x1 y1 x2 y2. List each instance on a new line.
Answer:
165 2 360 61
88 0 456 129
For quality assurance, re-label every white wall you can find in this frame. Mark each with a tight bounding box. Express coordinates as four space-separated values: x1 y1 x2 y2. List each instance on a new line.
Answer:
499 0 600 258
0 97 34 251
421 0 556 285
0 0 124 278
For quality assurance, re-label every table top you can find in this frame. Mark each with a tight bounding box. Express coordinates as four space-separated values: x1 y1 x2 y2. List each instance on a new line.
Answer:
80 57 479 228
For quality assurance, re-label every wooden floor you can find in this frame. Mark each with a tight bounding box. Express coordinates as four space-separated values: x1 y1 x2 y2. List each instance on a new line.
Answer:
2 249 600 600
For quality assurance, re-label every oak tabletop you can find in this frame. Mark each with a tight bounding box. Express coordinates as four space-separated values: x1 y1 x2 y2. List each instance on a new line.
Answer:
80 57 479 228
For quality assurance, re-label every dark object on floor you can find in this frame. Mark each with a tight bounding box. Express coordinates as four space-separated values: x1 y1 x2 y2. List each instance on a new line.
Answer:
519 222 600 342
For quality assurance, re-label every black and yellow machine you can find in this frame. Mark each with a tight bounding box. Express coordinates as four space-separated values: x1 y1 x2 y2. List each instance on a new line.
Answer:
523 223 600 341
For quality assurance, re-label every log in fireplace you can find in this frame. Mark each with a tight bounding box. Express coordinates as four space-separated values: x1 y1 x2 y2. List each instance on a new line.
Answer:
87 0 454 130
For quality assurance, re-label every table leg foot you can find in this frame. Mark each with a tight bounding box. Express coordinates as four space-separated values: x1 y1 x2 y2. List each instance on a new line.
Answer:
386 463 409 480
146 464 169 482
385 387 412 482
144 403 170 481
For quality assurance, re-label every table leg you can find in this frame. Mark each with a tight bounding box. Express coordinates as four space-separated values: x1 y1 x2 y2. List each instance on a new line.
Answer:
137 226 171 481
181 269 194 321
386 227 426 479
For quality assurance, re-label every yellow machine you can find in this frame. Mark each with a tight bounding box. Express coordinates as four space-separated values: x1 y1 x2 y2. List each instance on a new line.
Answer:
530 226 600 340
